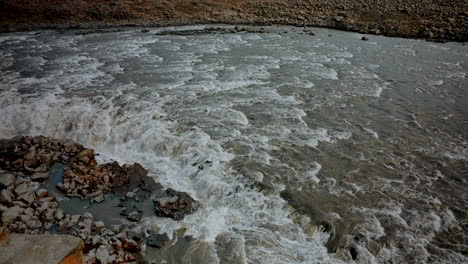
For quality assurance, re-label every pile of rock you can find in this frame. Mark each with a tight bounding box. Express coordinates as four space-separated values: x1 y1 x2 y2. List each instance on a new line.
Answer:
59 148 149 202
0 136 84 173
0 169 142 263
0 136 199 264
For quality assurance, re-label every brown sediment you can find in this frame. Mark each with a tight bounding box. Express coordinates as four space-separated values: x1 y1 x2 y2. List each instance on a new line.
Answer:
0 0 467 41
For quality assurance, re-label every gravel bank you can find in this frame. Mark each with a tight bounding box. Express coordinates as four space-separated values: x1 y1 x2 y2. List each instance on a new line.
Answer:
0 0 467 41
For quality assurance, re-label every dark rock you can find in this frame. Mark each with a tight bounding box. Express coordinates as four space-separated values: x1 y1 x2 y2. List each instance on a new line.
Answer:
147 233 169 248
153 188 197 220
361 36 369 41
350 247 358 260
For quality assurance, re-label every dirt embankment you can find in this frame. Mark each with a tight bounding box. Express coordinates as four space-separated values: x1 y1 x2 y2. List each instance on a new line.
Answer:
0 0 467 41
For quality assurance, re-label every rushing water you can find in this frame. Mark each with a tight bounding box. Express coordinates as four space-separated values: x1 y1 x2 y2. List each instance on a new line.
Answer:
0 25 466 264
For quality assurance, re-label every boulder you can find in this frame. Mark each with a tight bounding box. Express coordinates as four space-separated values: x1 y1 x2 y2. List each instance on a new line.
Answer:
0 233 83 264
153 188 197 220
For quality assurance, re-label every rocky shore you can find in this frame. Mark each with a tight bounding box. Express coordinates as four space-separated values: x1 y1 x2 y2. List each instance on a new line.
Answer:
0 0 467 41
0 136 197 263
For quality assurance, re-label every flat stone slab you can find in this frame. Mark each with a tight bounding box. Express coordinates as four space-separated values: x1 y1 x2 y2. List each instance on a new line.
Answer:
0 233 83 264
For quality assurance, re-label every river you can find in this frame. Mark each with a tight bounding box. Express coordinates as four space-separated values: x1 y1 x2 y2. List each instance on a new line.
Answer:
0 25 466 264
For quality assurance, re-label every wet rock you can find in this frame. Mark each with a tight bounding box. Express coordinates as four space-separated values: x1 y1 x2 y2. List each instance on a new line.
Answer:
110 224 124 233
1 206 24 223
94 194 105 203
0 174 16 187
153 188 197 220
127 211 142 222
94 221 105 230
361 36 369 41
126 191 136 199
128 231 143 242
350 247 358 260
147 233 169 248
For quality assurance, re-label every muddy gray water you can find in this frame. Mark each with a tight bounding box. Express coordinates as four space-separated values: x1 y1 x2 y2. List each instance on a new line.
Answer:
0 25 466 263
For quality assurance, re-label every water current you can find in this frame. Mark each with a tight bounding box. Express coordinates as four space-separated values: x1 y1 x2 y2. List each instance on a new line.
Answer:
0 25 466 264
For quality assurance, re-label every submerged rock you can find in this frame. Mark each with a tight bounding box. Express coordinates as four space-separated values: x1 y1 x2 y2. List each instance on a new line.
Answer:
147 233 169 248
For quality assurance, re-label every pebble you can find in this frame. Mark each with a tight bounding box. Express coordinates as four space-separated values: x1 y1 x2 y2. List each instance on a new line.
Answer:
35 188 48 198
0 174 16 187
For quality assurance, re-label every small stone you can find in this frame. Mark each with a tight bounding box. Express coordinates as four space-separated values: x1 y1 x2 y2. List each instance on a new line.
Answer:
120 207 128 216
127 211 142 222
15 183 33 197
362 36 369 41
94 221 105 230
31 172 49 181
54 209 65 221
96 245 114 264
35 189 48 198
24 207 34 217
110 224 124 233
0 189 13 203
44 208 55 221
83 212 94 220
128 231 143 242
0 174 16 187
26 219 42 229
1 206 24 223
147 233 169 248
70 214 81 225
94 194 105 203
126 192 136 199
18 192 36 205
